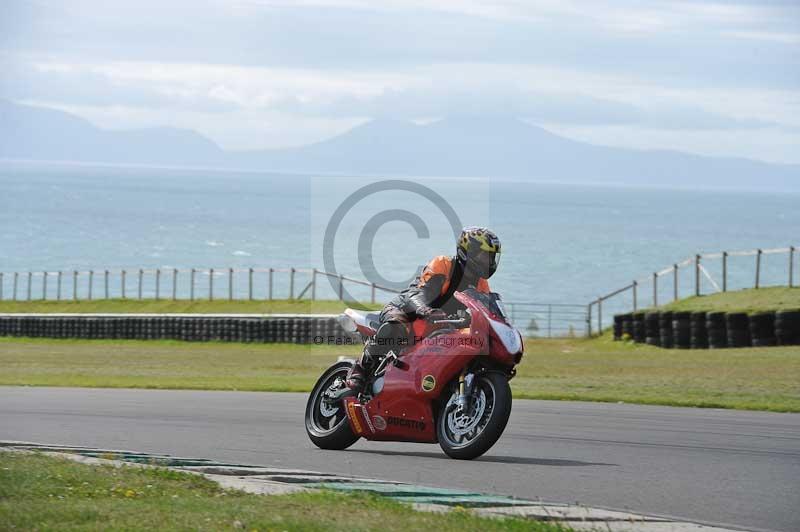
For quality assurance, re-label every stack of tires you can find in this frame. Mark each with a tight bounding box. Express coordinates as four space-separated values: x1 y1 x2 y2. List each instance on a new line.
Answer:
749 312 776 347
644 312 660 346
672 312 691 349
776 310 800 345
612 308 799 349
632 312 646 343
621 314 634 339
0 314 359 344
658 311 673 348
690 312 708 349
706 312 727 349
726 313 750 348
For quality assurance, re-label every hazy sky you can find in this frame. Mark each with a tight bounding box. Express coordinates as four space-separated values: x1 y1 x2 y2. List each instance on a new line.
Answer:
2 0 799 163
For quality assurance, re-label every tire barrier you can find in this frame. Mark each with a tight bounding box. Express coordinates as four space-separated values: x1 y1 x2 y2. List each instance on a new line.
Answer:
706 312 727 349
632 312 646 343
775 310 800 346
672 311 691 349
726 313 750 348
612 309 799 349
0 315 360 345
690 312 708 349
658 311 674 349
749 312 776 347
620 314 634 339
613 315 623 341
644 312 660 346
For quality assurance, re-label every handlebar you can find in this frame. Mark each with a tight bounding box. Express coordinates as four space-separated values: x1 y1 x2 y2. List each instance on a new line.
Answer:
431 316 471 328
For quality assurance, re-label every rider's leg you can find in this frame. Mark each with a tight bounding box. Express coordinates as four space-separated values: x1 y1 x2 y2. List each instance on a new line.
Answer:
346 309 410 390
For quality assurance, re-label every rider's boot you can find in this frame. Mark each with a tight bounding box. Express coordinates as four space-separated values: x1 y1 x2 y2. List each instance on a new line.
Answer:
345 339 375 391
345 362 365 391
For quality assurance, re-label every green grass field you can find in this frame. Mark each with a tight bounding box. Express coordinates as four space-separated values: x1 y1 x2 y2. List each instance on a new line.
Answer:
0 452 560 531
0 298 380 314
658 287 800 313
1 335 798 412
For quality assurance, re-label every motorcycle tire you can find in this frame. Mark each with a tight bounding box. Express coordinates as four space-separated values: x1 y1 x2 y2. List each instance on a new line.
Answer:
305 361 360 450
437 371 512 460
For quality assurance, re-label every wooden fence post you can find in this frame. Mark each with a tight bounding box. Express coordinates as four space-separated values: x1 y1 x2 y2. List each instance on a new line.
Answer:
673 264 679 301
694 254 701 296
755 249 762 289
586 303 592 337
722 251 727 292
597 298 603 334
652 273 658 307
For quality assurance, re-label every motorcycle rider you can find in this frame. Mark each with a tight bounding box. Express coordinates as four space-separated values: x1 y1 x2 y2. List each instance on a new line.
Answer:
346 226 501 390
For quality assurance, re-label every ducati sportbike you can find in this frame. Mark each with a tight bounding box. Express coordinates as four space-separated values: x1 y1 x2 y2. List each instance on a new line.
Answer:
305 288 524 459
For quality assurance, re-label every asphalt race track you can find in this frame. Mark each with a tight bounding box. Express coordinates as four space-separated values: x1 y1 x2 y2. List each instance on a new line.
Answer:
1 387 798 532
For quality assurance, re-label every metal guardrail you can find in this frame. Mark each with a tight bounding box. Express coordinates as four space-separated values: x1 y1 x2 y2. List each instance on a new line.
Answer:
588 245 798 334
506 302 590 338
0 267 400 304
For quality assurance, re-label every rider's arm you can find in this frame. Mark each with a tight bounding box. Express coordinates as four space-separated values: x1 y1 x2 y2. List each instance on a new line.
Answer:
401 256 450 317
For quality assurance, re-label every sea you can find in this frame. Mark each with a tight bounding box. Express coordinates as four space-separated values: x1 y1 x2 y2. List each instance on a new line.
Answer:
1 161 798 329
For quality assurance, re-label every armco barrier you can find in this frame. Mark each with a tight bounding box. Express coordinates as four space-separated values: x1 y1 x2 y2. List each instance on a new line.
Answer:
613 309 799 349
0 314 360 345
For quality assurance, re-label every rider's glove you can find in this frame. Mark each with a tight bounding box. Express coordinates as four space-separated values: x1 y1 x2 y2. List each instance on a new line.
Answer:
418 306 447 322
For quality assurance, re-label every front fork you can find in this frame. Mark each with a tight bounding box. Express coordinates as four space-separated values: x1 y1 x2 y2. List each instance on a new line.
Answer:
454 368 476 413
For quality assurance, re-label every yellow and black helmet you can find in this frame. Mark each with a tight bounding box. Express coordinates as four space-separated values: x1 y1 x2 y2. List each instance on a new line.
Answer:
456 226 501 279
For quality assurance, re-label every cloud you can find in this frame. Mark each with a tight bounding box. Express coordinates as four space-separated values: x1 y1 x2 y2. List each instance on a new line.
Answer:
2 0 798 161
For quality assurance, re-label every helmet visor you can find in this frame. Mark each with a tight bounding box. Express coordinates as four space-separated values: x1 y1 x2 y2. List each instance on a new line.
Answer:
469 248 500 278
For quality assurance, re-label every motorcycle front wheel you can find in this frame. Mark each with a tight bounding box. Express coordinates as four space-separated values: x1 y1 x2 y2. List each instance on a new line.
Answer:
437 371 512 460
305 361 360 450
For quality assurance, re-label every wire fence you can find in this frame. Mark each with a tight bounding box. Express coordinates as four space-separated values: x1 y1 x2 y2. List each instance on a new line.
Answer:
587 245 798 334
0 267 400 304
505 302 589 338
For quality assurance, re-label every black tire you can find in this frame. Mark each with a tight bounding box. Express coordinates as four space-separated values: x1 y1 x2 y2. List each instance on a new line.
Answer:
437 372 512 460
305 362 360 450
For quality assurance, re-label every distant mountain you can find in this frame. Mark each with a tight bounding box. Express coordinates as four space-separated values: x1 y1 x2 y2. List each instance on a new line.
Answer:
1 99 798 189
0 100 225 167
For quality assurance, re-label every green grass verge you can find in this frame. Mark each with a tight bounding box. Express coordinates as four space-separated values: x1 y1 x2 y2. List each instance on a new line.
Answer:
1 335 798 412
657 287 800 313
0 298 380 314
0 452 562 531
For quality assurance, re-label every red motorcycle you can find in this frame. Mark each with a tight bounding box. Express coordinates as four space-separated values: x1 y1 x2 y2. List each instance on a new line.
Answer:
305 288 524 459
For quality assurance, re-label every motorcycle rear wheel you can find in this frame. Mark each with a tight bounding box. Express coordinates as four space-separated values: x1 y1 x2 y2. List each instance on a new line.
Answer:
437 371 512 460
305 361 360 450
